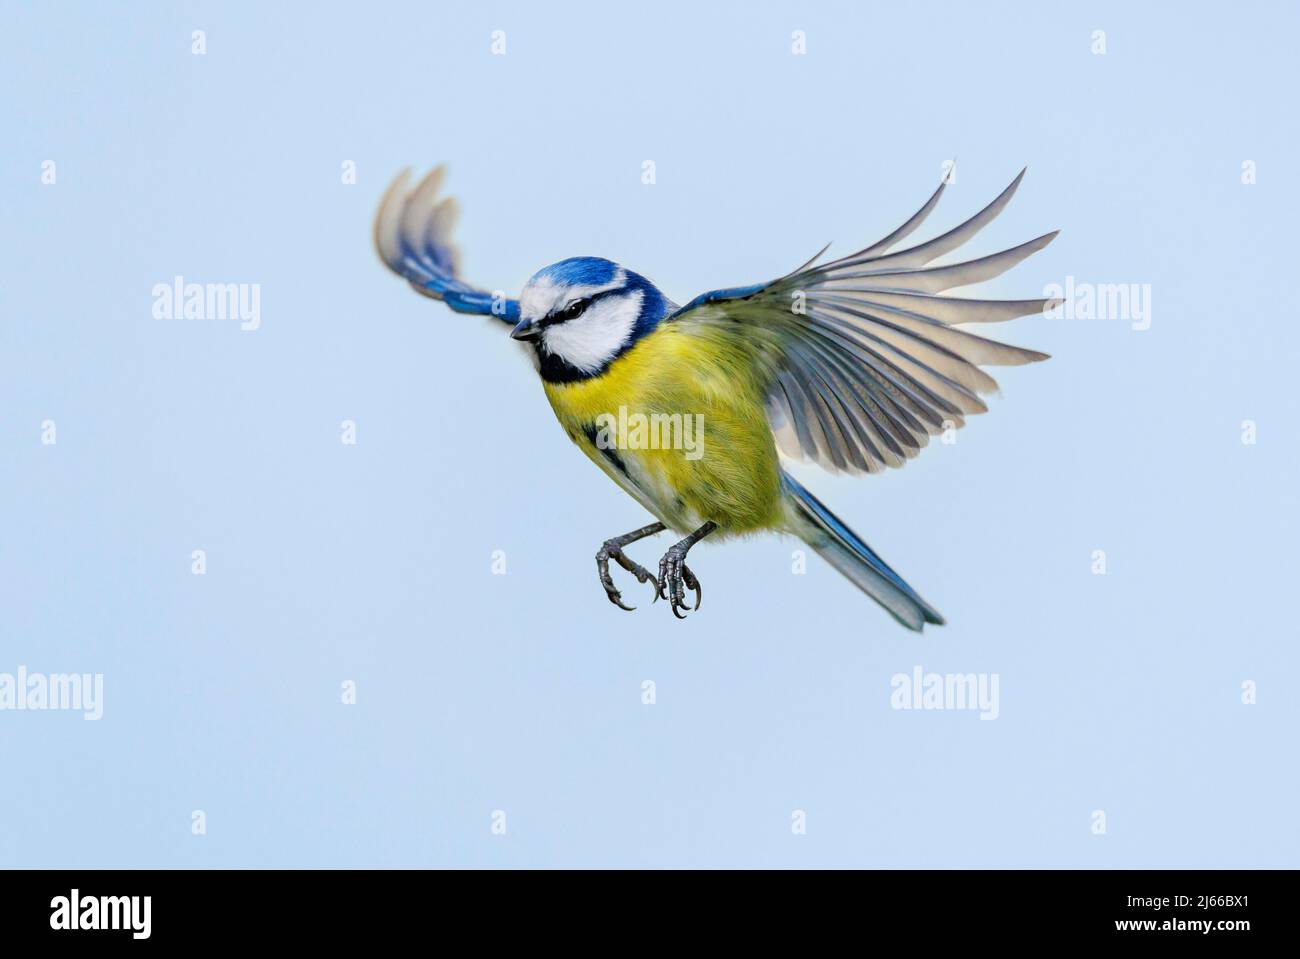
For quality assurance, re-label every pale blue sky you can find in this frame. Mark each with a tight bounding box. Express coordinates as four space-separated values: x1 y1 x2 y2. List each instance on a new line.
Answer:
1 1 1296 866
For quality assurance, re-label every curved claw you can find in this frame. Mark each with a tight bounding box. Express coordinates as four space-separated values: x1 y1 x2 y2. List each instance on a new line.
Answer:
681 564 702 611
607 590 636 612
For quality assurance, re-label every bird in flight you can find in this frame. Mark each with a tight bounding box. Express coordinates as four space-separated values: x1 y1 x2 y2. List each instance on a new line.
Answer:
375 167 1058 630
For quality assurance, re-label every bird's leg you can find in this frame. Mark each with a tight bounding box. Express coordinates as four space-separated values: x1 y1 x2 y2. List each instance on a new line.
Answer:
595 522 666 611
657 521 718 619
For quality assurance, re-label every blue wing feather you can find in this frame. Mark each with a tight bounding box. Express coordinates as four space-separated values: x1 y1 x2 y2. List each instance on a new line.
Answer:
668 281 769 318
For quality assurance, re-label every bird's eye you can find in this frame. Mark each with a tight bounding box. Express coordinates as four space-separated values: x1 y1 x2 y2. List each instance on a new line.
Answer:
558 298 589 321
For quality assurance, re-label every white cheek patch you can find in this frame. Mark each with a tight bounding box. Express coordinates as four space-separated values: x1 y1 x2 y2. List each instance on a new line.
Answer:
542 290 644 373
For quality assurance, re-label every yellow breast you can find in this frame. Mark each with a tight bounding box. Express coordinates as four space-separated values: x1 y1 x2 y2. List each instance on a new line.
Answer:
541 324 783 534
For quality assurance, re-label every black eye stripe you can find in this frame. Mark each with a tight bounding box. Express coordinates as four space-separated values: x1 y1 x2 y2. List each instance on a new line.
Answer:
544 288 621 325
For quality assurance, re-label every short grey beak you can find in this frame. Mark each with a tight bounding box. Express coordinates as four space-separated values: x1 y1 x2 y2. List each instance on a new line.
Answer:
510 318 540 341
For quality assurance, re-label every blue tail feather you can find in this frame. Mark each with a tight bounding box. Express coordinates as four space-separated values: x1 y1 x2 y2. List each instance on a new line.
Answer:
782 471 945 631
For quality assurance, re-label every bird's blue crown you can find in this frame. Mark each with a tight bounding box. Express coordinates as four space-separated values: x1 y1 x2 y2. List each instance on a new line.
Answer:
530 256 622 288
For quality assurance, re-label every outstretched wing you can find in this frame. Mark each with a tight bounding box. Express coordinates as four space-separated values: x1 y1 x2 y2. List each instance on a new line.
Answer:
668 169 1060 475
374 167 519 323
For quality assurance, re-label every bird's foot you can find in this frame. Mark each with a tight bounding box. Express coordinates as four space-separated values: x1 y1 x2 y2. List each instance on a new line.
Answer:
656 546 703 619
596 538 660 611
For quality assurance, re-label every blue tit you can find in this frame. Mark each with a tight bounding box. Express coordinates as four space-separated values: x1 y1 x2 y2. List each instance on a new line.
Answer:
375 166 1058 629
